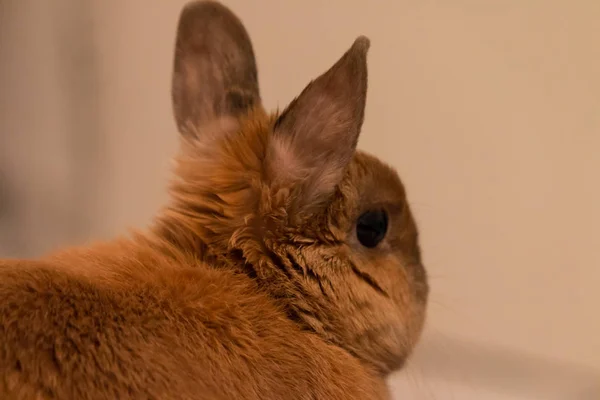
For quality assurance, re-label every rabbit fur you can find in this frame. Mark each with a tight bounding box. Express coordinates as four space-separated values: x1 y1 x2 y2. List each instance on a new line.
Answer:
0 1 428 399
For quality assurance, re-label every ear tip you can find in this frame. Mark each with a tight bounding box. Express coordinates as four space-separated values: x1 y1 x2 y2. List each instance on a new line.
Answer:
179 1 237 25
353 36 371 53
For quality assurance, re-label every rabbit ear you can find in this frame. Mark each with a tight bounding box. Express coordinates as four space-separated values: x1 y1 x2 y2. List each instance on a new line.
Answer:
172 1 260 136
267 37 370 208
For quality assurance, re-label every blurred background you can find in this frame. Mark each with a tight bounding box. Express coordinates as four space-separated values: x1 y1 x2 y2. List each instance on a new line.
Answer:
0 0 598 398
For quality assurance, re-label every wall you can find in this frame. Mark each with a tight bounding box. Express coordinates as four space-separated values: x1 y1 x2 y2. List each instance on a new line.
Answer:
1 1 598 398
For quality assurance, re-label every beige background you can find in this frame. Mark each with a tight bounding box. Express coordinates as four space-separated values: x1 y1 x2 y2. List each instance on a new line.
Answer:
1 1 598 398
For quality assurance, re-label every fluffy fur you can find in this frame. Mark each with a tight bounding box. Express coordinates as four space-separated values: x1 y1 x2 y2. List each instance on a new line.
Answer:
0 1 428 399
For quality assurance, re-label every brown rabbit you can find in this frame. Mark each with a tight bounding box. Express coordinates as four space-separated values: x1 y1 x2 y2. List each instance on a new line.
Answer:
0 1 428 399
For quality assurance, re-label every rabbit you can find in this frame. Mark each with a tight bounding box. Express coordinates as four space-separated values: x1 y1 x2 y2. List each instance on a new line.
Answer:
0 1 428 399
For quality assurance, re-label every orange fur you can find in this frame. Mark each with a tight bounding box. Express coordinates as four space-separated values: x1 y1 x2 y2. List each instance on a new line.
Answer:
0 2 428 399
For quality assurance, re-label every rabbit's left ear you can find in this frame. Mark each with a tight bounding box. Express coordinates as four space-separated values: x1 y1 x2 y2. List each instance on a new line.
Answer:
266 37 370 209
172 1 261 136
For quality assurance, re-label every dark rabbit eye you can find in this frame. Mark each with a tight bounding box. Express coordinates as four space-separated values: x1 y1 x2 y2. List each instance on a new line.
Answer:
356 210 388 248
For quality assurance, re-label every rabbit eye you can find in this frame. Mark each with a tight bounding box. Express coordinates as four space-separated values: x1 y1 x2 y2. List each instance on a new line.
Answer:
356 209 388 248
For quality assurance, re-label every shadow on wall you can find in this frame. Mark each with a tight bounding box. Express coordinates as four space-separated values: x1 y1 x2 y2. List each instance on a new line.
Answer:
0 0 104 258
390 331 600 400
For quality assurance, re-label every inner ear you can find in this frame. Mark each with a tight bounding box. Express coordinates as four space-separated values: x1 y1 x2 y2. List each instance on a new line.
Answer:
172 1 261 136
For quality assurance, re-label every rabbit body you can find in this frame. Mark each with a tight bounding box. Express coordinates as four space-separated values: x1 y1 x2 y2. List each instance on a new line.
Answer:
0 239 388 400
0 1 428 399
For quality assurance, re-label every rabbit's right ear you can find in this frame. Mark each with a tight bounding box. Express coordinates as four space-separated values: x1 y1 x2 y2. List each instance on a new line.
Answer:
266 37 370 210
172 1 260 136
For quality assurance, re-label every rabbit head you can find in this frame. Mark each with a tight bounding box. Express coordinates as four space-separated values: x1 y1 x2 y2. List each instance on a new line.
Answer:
158 0 428 376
